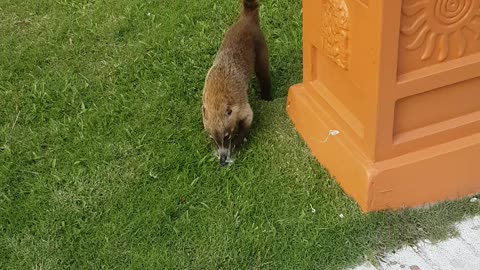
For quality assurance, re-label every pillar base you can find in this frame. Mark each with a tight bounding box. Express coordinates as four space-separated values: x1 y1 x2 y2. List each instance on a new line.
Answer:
287 84 480 212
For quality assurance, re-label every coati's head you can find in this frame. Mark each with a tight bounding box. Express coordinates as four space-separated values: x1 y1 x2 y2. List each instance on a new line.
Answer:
202 103 238 166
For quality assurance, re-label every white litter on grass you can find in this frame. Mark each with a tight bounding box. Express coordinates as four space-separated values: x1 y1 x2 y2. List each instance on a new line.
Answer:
149 170 158 179
213 151 235 166
470 197 478 203
225 157 234 165
310 204 316 213
339 214 345 219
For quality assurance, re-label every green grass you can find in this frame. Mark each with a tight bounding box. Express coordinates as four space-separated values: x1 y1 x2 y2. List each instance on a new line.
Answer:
1 0 479 269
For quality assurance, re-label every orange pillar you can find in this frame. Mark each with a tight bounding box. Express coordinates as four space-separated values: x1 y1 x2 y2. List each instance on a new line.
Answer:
287 0 480 212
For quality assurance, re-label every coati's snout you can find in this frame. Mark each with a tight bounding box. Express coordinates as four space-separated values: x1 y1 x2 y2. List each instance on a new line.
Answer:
203 104 237 166
213 130 233 167
218 146 230 167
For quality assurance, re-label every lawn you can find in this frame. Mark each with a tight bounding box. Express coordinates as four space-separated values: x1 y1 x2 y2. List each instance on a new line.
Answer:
1 0 479 269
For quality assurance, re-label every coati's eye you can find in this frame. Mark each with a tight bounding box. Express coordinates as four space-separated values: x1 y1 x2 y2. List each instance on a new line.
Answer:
224 133 231 140
226 108 232 116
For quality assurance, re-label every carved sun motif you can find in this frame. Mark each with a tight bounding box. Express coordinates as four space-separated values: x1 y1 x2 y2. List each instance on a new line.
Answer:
401 0 480 61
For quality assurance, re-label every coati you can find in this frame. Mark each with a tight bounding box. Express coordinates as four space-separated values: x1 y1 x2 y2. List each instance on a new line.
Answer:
202 0 272 166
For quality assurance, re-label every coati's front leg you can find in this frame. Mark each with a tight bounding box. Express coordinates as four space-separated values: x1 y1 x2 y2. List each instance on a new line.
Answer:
234 106 253 149
234 119 250 149
254 33 273 101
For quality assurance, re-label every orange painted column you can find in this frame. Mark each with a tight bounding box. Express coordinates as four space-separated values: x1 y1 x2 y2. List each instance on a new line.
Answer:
287 0 480 212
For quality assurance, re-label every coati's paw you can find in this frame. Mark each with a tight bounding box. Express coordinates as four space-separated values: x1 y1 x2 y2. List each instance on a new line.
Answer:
233 137 248 150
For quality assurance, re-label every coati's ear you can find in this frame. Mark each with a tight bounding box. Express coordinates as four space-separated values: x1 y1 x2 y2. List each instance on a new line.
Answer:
226 107 233 116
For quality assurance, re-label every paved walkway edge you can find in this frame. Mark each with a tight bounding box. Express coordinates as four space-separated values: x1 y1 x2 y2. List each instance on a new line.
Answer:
351 216 480 270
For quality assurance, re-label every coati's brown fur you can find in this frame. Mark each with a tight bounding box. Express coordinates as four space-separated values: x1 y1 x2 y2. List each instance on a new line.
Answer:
202 0 272 166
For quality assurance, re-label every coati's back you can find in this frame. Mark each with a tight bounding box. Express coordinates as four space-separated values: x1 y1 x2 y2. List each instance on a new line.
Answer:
205 0 261 98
